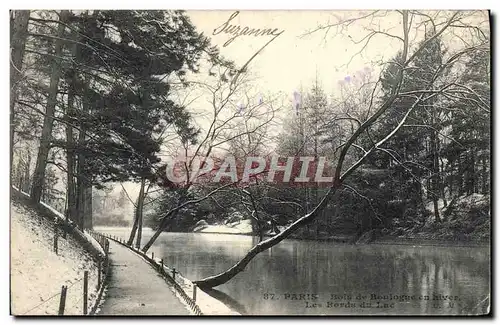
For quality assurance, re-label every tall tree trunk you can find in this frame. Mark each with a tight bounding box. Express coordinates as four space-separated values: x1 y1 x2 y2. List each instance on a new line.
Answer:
31 10 69 203
16 160 23 189
127 204 139 246
75 170 93 230
482 154 488 194
194 184 338 289
75 71 92 230
439 156 447 207
65 26 79 225
473 150 479 194
431 196 440 223
76 100 88 230
142 188 188 253
22 152 31 193
449 158 454 197
83 185 93 229
66 120 77 224
458 154 464 196
245 189 263 242
76 162 85 230
430 119 441 223
439 158 448 222
135 177 146 249
10 10 30 168
142 194 184 253
466 150 475 195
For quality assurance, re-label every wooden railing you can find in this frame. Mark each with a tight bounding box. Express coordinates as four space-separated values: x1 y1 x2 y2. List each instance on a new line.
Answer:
85 230 110 315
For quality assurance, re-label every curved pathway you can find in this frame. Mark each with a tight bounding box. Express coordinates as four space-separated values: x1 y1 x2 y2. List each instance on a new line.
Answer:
97 241 190 315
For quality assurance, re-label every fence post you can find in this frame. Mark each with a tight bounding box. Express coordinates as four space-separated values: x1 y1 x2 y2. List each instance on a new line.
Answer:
161 259 164 273
172 268 177 281
63 212 68 240
152 252 154 260
97 259 102 289
53 225 59 255
58 285 67 315
105 241 109 272
193 284 197 302
83 271 88 315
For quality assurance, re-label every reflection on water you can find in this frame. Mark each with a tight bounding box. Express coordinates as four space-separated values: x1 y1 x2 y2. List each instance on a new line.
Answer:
97 227 490 315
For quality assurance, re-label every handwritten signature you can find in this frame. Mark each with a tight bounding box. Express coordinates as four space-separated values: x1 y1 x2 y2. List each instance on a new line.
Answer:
213 11 285 47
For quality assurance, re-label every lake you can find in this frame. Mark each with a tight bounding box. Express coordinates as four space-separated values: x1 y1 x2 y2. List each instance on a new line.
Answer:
96 227 490 315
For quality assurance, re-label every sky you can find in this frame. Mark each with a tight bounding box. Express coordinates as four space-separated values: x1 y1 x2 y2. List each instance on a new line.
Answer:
187 10 401 103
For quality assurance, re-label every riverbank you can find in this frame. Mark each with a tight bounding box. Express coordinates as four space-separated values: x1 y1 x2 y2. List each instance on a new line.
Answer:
188 227 489 247
188 193 490 248
192 219 253 235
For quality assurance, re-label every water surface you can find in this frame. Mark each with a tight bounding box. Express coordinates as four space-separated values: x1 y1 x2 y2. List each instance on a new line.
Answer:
97 227 490 315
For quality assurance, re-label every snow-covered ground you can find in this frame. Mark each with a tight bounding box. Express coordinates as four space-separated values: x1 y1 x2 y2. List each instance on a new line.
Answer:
192 219 288 237
424 193 488 213
11 200 100 315
193 219 253 235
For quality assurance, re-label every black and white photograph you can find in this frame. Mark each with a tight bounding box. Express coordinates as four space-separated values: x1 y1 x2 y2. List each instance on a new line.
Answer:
9 9 491 316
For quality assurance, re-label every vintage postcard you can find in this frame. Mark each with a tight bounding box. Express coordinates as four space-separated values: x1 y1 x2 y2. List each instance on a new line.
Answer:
10 9 491 316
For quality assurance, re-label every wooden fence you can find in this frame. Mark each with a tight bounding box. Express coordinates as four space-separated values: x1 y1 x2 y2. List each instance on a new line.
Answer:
86 230 110 315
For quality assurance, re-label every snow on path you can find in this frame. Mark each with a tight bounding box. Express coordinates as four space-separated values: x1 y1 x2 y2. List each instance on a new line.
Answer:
97 241 191 315
11 200 100 315
99 237 240 315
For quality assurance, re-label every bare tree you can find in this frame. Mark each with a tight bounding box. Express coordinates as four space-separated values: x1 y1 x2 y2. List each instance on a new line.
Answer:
193 10 490 289
30 10 70 204
141 69 281 252
10 10 31 167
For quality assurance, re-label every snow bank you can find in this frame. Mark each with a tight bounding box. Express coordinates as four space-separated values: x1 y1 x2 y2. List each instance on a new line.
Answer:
456 193 489 206
11 200 100 315
194 219 253 235
83 231 106 256
424 194 489 215
13 185 65 222
12 185 28 197
40 201 65 220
